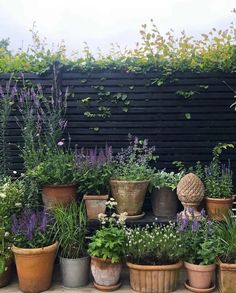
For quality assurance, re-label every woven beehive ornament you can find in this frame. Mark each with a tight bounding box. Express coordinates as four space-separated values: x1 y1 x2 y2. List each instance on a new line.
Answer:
177 173 204 218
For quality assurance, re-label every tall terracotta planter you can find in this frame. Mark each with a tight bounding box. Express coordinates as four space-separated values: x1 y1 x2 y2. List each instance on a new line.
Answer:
42 184 77 209
206 197 234 221
12 242 58 293
91 256 122 291
0 257 13 288
110 180 149 218
217 259 236 293
184 261 216 291
151 187 178 217
83 194 108 220
126 261 182 293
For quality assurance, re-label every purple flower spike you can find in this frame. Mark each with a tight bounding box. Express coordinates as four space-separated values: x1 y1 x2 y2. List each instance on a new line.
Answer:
200 208 206 218
192 218 200 232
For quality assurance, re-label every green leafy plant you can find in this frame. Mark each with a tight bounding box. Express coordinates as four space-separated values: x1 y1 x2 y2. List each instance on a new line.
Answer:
53 202 87 259
88 200 127 263
150 170 183 190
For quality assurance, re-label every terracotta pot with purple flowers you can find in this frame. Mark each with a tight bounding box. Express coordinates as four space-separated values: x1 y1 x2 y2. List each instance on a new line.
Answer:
11 209 58 293
75 146 113 220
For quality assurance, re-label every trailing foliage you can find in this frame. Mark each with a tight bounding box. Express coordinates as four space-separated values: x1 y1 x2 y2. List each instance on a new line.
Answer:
150 170 183 190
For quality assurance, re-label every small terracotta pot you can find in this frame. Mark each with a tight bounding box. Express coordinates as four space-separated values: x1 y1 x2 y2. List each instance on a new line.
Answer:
83 194 108 220
184 261 216 290
91 256 122 288
151 187 178 217
110 180 149 216
127 261 182 293
217 258 236 293
42 184 77 209
12 242 58 293
206 197 234 221
0 257 13 288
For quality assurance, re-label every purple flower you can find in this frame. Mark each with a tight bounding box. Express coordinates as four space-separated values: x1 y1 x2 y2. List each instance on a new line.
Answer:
191 218 200 232
200 208 206 218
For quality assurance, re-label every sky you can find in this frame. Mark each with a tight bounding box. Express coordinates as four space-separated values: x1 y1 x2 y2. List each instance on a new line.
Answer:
0 0 235 55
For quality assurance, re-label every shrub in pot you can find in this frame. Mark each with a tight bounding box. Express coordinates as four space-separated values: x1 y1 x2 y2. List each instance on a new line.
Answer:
150 170 183 217
125 223 183 293
88 200 127 291
53 201 90 288
27 145 78 209
177 209 220 292
110 135 157 219
11 208 58 293
75 146 113 220
204 143 234 221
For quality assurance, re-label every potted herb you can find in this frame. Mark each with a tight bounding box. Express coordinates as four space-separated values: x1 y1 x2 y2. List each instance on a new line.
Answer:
88 200 127 291
177 209 220 292
75 146 113 220
11 209 58 293
216 212 236 293
110 135 156 219
0 177 24 288
150 170 183 217
205 143 234 221
28 145 78 209
53 202 90 288
125 223 183 293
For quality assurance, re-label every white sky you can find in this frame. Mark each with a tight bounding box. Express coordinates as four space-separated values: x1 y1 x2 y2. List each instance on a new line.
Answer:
0 0 235 55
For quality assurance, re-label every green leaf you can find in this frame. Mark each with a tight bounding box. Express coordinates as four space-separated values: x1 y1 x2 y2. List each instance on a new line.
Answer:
185 113 191 120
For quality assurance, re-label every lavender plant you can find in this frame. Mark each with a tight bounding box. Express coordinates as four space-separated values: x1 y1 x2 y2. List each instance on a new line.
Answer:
11 208 54 248
112 134 157 181
75 145 113 194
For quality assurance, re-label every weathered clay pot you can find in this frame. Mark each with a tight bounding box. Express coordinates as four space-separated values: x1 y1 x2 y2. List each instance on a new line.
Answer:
184 261 216 290
83 194 108 220
110 180 149 216
151 187 178 217
177 173 204 218
91 256 122 291
0 257 13 288
42 184 77 209
217 258 236 293
206 197 234 221
12 242 58 293
60 255 90 288
127 261 182 293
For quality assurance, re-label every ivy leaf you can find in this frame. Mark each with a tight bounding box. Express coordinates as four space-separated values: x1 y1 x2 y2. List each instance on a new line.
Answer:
185 113 191 120
122 107 129 112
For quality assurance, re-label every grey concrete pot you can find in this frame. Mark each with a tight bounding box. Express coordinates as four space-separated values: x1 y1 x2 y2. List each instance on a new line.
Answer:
59 255 90 288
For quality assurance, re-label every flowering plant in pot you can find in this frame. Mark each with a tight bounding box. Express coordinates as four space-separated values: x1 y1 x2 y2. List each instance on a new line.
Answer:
125 222 183 293
177 209 221 292
110 134 157 219
53 201 90 288
0 177 24 288
11 208 58 293
88 200 127 291
75 145 113 220
150 170 183 217
27 144 78 209
204 143 234 221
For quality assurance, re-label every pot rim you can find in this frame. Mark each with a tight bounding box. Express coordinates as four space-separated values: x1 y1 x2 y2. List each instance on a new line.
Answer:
110 179 150 184
12 241 58 255
184 261 216 271
206 196 234 202
59 255 90 261
43 184 77 188
217 258 236 269
126 260 183 271
91 255 121 264
83 194 109 200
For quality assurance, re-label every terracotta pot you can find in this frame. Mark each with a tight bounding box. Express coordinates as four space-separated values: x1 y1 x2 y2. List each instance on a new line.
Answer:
42 184 77 209
91 256 122 288
151 187 178 217
12 242 58 293
217 258 236 293
206 197 234 221
184 261 216 290
127 261 182 293
0 257 13 288
110 180 149 216
83 194 108 220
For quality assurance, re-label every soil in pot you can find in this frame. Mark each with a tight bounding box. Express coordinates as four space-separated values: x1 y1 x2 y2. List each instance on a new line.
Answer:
217 258 236 293
151 187 178 217
83 194 108 220
12 242 58 293
0 257 13 288
60 255 90 288
206 197 234 221
184 261 216 290
42 184 77 209
110 180 149 217
126 261 182 293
